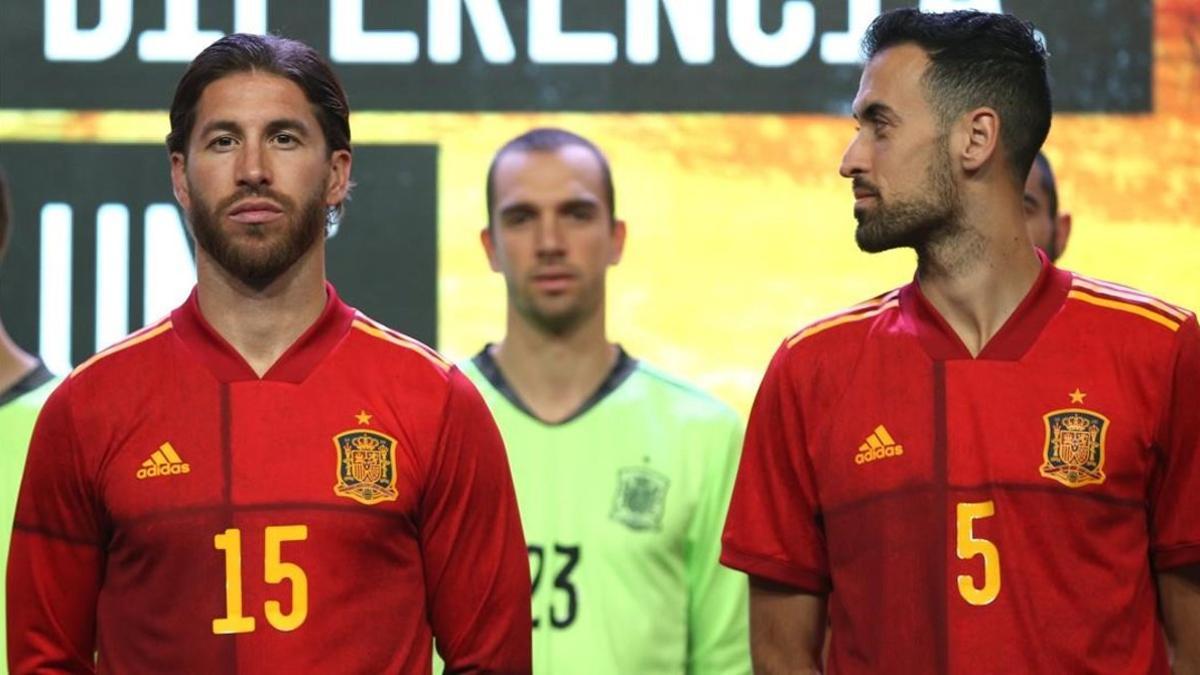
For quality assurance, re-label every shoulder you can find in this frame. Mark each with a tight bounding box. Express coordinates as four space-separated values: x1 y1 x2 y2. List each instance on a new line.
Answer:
628 361 740 429
68 317 176 385
774 287 904 368
345 312 454 380
1064 272 1195 337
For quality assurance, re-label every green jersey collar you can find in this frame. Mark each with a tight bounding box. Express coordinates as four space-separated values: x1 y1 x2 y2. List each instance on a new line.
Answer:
472 345 638 426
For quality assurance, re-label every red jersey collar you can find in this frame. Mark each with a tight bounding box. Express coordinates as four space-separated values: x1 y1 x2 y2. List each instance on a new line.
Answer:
900 249 1072 361
171 281 356 383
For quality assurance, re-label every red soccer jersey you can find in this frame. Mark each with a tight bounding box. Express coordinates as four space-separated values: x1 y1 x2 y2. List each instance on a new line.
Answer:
722 260 1200 674
8 284 531 674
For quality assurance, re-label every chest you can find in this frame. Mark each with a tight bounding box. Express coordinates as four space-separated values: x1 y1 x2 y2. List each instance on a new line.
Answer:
91 369 434 537
810 339 1162 508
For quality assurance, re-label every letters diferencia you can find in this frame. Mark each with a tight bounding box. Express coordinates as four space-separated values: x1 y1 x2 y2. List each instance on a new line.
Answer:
43 0 1002 66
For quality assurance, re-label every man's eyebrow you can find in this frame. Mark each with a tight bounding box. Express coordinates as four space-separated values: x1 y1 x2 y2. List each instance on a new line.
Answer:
197 120 242 137
853 102 897 123
264 118 312 136
558 198 599 212
498 202 536 219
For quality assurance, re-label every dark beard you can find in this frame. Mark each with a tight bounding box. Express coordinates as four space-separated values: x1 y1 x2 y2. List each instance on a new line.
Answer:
189 185 326 291
854 141 962 254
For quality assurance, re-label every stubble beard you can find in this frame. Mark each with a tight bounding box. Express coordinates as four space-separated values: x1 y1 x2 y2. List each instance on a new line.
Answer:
854 138 963 255
189 183 327 291
510 276 603 337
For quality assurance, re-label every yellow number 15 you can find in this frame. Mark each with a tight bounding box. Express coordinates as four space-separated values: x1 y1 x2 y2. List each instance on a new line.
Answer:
956 501 1000 606
213 525 309 634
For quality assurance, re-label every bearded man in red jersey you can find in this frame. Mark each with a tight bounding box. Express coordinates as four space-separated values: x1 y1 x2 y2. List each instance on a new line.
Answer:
722 9 1200 674
8 34 531 674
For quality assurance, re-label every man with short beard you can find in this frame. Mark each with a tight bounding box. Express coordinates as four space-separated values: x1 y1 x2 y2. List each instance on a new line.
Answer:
721 9 1200 674
8 34 531 674
456 128 749 673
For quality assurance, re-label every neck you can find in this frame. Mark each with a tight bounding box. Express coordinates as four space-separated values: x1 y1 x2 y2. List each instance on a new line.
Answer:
915 191 1042 357
0 317 40 397
492 307 616 424
195 243 328 377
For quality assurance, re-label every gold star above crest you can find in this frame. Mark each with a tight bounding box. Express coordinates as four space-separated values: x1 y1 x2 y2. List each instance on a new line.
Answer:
1069 388 1087 404
355 410 373 425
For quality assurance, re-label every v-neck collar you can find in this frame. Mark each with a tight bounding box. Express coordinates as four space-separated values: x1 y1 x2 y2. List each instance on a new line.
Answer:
901 250 1072 362
472 344 638 426
170 281 355 383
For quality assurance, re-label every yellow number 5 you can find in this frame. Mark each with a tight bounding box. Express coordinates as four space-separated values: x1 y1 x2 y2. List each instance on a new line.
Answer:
956 501 1000 606
213 525 309 634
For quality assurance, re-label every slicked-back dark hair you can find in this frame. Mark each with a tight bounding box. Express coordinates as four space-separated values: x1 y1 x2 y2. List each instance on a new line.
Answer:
1032 150 1058 218
0 167 10 261
863 9 1051 183
486 128 615 227
166 33 351 157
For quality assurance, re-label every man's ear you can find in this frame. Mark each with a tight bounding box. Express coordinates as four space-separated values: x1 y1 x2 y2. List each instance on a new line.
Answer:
1054 211 1072 261
170 152 191 212
958 107 1001 173
480 225 502 272
325 149 352 206
609 219 627 265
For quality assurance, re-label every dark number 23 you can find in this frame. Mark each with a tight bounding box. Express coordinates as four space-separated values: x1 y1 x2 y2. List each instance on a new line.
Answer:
528 544 580 629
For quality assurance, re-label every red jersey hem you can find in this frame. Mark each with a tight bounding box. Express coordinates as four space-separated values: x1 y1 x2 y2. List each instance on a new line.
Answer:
1152 543 1200 571
720 546 831 593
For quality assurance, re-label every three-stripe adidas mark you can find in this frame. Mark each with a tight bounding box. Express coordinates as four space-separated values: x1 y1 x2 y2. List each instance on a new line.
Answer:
855 425 904 465
136 442 191 479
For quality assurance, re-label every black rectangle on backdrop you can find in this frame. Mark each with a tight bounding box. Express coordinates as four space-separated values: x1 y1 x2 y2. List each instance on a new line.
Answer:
0 1 1151 113
0 142 439 367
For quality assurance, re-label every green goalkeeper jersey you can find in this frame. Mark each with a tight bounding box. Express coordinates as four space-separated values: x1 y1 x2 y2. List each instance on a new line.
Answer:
460 347 749 675
1 362 58 671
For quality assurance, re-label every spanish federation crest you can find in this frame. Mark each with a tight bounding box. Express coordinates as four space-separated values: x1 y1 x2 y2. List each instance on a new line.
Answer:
610 467 669 531
1040 409 1109 488
333 429 399 505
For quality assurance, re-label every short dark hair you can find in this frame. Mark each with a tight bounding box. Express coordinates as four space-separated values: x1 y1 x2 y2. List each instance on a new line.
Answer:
863 9 1051 183
1032 150 1058 218
486 128 615 227
166 33 351 157
0 167 10 261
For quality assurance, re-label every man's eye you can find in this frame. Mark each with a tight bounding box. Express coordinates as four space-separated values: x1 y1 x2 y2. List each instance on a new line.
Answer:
209 136 236 149
274 133 297 145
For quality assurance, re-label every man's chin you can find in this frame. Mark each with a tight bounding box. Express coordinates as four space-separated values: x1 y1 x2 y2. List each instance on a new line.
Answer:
854 221 901 254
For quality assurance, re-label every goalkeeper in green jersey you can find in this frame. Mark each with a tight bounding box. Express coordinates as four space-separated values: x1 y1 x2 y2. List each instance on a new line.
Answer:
0 167 59 669
461 128 750 673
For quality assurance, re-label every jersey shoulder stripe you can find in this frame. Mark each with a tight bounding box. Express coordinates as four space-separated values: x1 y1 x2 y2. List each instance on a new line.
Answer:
786 289 901 349
70 319 174 378
1071 274 1192 322
351 315 451 372
1067 277 1190 333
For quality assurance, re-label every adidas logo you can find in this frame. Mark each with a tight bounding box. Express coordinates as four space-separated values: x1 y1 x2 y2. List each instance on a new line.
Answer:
854 425 904 465
136 442 191 479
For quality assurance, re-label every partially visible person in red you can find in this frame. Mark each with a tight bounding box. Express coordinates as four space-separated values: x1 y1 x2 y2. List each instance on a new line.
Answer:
7 33 530 675
721 8 1200 674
